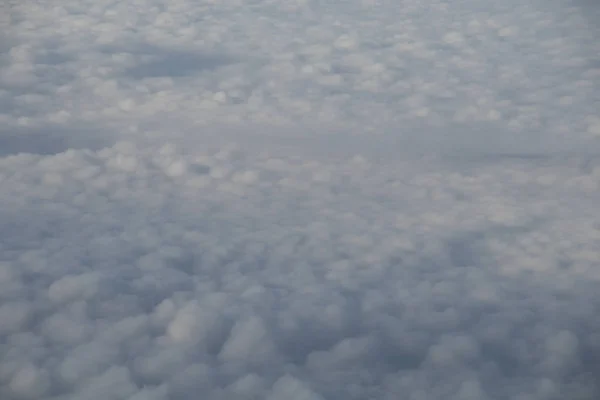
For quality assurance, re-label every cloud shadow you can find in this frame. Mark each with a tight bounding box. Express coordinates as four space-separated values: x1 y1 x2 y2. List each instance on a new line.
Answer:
125 49 235 79
0 124 113 156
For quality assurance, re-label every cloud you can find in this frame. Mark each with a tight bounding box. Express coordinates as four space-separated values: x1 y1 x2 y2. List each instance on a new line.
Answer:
2 0 600 398
0 141 599 400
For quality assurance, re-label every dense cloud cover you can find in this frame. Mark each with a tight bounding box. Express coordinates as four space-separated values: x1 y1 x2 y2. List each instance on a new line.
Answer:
2 0 600 399
1 143 599 399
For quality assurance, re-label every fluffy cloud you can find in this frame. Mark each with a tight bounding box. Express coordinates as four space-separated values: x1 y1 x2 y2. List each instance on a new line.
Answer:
0 142 599 400
2 0 600 398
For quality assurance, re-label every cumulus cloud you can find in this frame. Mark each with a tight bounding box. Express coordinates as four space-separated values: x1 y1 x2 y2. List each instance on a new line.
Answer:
0 142 599 400
2 0 600 399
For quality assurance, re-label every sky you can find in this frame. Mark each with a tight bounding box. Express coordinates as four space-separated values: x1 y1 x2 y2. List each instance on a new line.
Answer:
1 0 600 399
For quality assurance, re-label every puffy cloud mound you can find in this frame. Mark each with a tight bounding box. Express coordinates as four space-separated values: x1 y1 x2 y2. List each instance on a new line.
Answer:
0 142 599 400
2 0 600 397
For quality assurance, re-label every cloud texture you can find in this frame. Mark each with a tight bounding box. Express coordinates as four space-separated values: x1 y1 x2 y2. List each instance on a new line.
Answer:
2 0 600 399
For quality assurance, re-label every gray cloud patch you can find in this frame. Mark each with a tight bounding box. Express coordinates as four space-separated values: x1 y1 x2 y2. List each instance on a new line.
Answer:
125 50 235 79
0 125 112 156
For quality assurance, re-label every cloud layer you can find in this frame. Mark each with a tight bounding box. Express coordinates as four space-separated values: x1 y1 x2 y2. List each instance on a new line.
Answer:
3 0 599 155
2 0 600 399
1 142 599 399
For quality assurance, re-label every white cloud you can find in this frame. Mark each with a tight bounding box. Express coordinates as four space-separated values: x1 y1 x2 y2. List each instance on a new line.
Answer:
8 364 50 400
267 375 324 400
165 300 224 347
219 316 275 364
74 366 138 400
47 273 101 304
0 302 31 335
2 0 600 398
0 141 598 399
